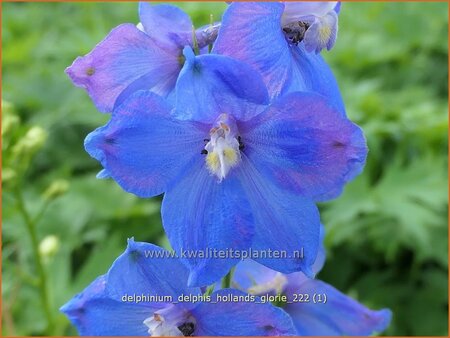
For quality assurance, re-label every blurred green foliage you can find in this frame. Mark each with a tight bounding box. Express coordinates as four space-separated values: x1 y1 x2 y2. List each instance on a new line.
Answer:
2 2 448 336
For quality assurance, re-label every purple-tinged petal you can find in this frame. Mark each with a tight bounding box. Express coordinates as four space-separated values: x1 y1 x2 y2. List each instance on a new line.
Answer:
96 169 110 179
60 275 157 336
139 3 192 48
174 47 269 123
195 22 221 49
281 1 338 26
233 259 278 290
236 156 320 276
85 91 206 198
105 239 201 301
233 224 326 295
312 223 326 274
193 289 297 336
284 279 392 336
303 11 338 53
161 160 254 287
66 24 182 113
240 92 367 202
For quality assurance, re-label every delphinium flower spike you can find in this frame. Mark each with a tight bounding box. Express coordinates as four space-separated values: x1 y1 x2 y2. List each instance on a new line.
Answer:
60 239 297 336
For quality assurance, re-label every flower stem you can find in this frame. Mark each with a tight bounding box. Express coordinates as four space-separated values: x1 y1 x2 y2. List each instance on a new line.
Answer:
221 267 235 289
208 14 214 53
205 284 215 296
14 188 55 335
191 25 200 55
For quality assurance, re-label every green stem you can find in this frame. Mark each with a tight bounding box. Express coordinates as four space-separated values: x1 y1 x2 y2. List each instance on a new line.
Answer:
14 189 55 334
205 284 215 296
191 25 200 55
221 267 235 289
208 14 214 53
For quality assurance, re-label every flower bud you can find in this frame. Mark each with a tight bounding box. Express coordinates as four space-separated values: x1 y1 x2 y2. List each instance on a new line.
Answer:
12 126 48 156
43 179 70 201
39 235 60 258
2 168 17 184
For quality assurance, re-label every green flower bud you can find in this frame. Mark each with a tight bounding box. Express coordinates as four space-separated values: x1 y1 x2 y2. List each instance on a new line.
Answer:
39 235 60 258
43 179 70 201
2 168 17 183
12 126 48 156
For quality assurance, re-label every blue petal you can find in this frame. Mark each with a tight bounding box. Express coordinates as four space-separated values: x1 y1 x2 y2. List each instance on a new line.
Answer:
105 239 201 301
192 289 297 336
96 169 110 179
173 47 269 123
161 160 254 287
213 2 291 99
233 224 326 294
289 44 345 115
232 259 279 292
213 2 345 115
240 92 367 201
236 156 320 276
60 275 156 336
66 24 181 113
85 91 206 198
334 2 342 14
284 279 392 336
139 3 192 48
313 223 326 275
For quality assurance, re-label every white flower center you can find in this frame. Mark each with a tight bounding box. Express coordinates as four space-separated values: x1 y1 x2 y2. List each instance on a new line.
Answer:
203 114 242 181
247 273 288 295
144 305 195 337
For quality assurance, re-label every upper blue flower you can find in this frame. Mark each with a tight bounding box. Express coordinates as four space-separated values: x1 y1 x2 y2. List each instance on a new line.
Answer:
84 48 367 286
281 1 340 53
60 239 297 336
65 3 218 113
213 2 345 115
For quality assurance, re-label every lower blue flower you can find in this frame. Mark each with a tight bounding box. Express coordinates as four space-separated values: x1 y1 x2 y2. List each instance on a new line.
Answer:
60 239 297 336
231 231 392 336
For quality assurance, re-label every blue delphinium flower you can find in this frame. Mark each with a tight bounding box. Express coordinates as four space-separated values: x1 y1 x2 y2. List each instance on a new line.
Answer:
231 248 392 335
281 1 340 53
65 3 218 113
60 239 297 336
84 48 367 286
213 2 345 116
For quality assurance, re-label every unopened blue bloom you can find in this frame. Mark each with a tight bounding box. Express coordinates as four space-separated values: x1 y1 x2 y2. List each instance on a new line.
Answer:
65 3 218 113
60 239 296 336
231 230 392 336
85 48 367 286
213 2 345 116
281 1 340 53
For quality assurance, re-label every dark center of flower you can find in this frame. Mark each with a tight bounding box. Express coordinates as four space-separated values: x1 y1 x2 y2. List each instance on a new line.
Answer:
283 21 310 45
177 322 195 336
